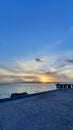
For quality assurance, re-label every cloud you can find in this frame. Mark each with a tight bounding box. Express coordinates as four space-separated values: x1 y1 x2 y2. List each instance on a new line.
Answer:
0 54 73 83
43 70 71 82
35 58 44 62
66 59 73 63
0 68 14 76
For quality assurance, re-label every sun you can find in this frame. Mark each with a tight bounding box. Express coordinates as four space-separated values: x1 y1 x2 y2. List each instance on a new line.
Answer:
38 75 49 83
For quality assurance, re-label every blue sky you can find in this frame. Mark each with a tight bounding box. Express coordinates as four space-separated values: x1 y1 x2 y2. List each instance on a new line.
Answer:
0 0 73 82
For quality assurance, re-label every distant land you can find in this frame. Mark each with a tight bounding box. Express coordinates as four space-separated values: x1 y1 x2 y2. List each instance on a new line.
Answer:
0 82 55 85
0 81 73 85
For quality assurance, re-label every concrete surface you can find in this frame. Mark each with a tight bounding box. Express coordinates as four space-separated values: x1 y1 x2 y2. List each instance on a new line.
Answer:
0 89 73 130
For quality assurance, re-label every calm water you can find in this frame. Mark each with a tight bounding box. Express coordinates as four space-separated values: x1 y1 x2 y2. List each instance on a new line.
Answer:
0 83 56 99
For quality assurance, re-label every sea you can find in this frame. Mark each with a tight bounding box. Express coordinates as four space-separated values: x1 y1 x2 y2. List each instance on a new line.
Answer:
0 83 56 99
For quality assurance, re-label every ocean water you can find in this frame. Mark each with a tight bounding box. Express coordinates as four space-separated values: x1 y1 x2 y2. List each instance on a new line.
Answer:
0 83 56 99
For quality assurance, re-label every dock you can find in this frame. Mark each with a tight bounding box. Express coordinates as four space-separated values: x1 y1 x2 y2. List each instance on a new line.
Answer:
56 83 73 89
0 89 73 130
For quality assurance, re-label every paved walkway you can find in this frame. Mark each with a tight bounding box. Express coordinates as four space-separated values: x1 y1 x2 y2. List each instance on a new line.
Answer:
0 89 73 130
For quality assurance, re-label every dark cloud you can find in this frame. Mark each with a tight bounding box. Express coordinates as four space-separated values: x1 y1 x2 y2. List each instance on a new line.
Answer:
44 71 58 76
35 58 44 62
66 59 73 63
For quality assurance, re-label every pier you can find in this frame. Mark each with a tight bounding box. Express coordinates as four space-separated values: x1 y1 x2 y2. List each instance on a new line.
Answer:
56 83 73 89
0 89 73 130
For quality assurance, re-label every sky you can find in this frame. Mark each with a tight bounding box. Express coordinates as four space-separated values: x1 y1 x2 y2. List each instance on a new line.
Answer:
0 0 73 83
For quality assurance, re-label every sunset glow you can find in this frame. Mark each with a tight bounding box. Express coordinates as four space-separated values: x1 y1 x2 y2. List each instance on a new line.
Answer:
37 75 49 83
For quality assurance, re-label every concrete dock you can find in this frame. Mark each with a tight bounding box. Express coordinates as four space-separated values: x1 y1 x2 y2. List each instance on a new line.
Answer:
0 89 73 130
56 83 73 89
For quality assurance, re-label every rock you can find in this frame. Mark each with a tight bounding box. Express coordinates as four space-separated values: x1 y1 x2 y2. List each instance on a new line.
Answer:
10 92 28 99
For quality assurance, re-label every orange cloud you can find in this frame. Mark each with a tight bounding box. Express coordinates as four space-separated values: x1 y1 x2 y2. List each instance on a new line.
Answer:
36 75 57 82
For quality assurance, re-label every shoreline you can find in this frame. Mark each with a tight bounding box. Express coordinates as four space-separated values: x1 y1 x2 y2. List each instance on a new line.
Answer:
0 87 73 103
0 89 57 103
